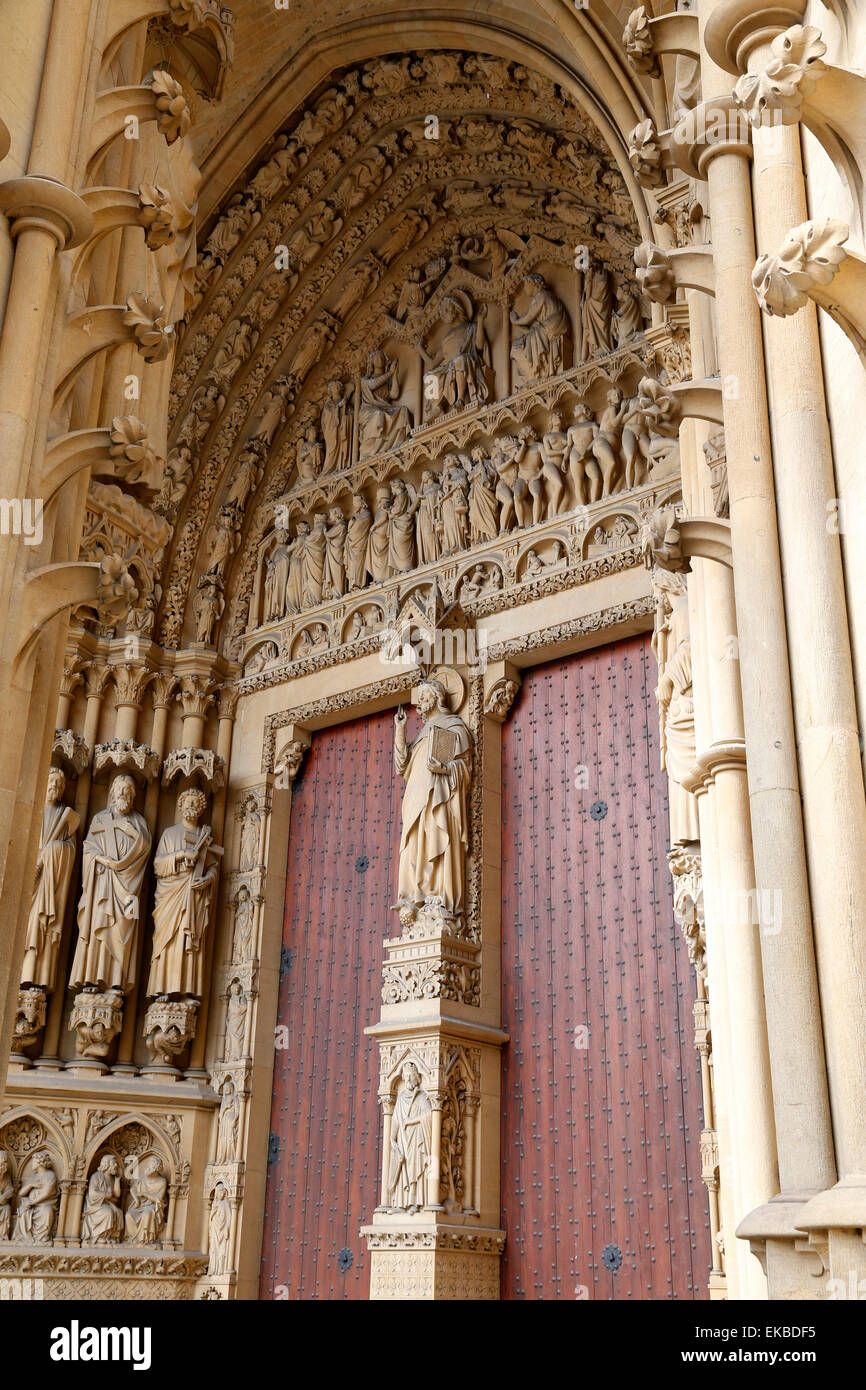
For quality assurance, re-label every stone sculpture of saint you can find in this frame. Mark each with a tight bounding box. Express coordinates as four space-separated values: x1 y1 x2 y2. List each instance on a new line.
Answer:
415 471 441 565
216 1078 240 1163
580 261 614 360
346 494 372 590
209 1183 232 1275
224 981 247 1061
324 507 348 598
146 788 221 1001
467 449 499 544
81 1155 124 1244
652 570 700 847
13 1151 58 1243
263 529 291 623
125 1156 167 1245
302 513 327 607
358 351 412 459
387 479 419 575
388 1062 433 1211
393 679 472 917
510 272 570 382
285 523 309 614
320 380 353 474
21 767 80 993
70 774 152 994
366 486 392 583
418 291 490 417
0 1150 13 1240
439 457 470 555
296 426 323 486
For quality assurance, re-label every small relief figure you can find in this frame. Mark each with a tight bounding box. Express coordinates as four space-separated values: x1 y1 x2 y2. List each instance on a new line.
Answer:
216 1078 240 1164
652 571 701 847
0 1150 14 1240
320 380 354 475
124 1155 167 1245
387 479 419 575
324 507 348 599
81 1155 124 1245
209 1183 232 1275
70 774 152 994
13 1151 59 1244
346 494 372 591
580 260 614 360
263 529 291 624
358 351 412 459
301 513 327 608
21 767 80 993
467 449 499 545
415 470 441 565
224 982 247 1062
591 387 630 497
285 522 309 614
512 427 546 528
510 272 571 383
539 411 568 518
146 788 221 1002
231 885 254 964
394 679 473 918
239 798 261 872
438 457 470 556
295 425 324 486
565 402 599 507
612 281 644 347
193 576 225 647
250 376 292 447
366 486 393 583
388 1062 433 1212
417 291 491 419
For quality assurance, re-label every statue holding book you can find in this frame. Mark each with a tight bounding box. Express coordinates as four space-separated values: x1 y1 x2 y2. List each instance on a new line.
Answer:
393 678 472 924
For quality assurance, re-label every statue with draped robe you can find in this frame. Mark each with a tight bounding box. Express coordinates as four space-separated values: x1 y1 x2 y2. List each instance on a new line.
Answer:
21 768 79 992
146 788 221 1000
71 775 152 994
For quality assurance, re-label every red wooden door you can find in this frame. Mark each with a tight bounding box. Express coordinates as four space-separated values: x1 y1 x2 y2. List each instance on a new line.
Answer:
259 709 400 1299
500 635 710 1299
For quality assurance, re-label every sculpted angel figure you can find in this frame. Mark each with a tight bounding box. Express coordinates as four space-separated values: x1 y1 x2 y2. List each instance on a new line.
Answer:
394 680 472 918
510 273 571 382
418 291 490 419
70 774 152 994
358 351 412 459
146 788 221 1001
21 767 79 993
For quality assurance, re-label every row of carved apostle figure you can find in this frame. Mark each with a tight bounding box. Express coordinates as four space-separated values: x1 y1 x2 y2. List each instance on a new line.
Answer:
262 379 675 622
0 1146 169 1247
21 769 221 1004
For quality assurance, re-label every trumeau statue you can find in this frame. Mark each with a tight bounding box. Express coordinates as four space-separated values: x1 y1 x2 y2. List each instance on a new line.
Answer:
510 272 571 383
358 350 412 459
21 767 80 992
389 1061 432 1211
418 290 490 419
146 788 221 1000
394 679 472 921
70 774 152 994
652 570 700 847
81 1155 124 1244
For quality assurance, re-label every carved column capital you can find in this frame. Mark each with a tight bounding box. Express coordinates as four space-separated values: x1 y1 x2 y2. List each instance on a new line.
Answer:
150 671 180 709
177 674 218 718
732 24 827 127
110 662 153 709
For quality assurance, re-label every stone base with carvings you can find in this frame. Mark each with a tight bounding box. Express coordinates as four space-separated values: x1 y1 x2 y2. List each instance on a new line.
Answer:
0 1249 208 1301
361 1225 505 1300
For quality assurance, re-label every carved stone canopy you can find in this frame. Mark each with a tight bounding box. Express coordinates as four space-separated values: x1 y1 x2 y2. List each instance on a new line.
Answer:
162 746 226 790
51 729 91 778
92 739 161 784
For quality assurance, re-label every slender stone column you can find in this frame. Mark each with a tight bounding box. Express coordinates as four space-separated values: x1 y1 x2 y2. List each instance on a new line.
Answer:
722 9 866 1277
692 0 835 1288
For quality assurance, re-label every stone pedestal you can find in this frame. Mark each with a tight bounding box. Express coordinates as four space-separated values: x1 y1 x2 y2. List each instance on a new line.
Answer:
361 1225 505 1300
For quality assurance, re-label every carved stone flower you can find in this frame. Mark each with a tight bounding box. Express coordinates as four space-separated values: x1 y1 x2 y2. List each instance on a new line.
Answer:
634 241 675 303
148 70 193 144
623 6 658 77
733 24 827 127
628 118 665 189
138 183 175 250
752 218 848 317
123 291 174 362
108 416 156 482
